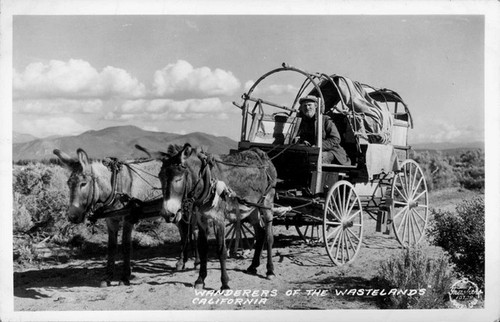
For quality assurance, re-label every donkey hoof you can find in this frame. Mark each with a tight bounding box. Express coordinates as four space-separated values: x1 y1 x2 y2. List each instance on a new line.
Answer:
175 262 185 271
266 273 276 280
100 280 111 288
194 282 205 290
119 279 131 286
246 267 258 275
221 285 230 291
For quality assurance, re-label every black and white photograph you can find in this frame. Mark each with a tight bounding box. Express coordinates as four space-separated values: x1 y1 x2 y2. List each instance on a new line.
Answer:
1 1 499 321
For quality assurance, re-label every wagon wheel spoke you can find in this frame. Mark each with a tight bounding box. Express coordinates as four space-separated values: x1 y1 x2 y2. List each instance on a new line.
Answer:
325 225 342 241
413 208 427 223
391 160 429 248
296 222 324 245
331 194 344 221
411 177 425 199
323 181 363 266
345 229 356 260
410 209 423 238
225 220 254 256
393 205 408 220
347 209 362 223
325 220 342 227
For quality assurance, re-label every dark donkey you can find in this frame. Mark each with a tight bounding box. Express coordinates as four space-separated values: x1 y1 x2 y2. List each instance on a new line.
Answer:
54 148 199 286
136 143 278 290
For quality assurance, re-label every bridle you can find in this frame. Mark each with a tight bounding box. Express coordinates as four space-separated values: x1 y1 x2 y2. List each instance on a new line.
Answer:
181 153 216 211
73 160 123 219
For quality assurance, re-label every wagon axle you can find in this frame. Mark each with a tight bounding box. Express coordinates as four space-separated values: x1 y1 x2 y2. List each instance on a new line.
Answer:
408 200 419 209
342 219 354 229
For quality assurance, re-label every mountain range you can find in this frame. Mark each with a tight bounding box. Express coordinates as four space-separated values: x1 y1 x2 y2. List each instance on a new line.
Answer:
12 125 483 162
412 141 484 151
13 126 238 161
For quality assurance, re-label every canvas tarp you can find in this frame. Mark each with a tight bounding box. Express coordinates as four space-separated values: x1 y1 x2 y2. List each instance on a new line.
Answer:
310 75 393 144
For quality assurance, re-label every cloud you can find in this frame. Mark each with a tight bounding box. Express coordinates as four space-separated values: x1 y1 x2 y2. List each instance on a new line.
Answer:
14 99 103 115
13 59 147 100
18 116 90 137
106 97 236 121
153 60 241 98
411 119 484 143
243 80 298 96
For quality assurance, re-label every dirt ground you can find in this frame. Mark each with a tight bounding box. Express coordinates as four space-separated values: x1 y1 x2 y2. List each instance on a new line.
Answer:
12 188 478 311
13 224 418 311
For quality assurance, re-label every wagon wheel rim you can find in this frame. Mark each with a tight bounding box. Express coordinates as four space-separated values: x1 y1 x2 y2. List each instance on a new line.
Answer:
295 223 324 246
323 181 363 266
391 159 429 247
225 219 255 257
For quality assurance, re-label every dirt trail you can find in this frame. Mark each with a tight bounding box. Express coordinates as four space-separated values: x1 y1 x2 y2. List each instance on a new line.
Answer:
12 186 480 314
14 219 406 311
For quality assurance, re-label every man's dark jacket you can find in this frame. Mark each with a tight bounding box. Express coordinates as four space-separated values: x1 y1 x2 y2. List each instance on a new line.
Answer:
298 114 350 165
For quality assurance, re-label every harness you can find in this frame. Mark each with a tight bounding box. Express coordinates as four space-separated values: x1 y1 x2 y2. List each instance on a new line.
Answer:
84 159 124 223
183 152 275 217
85 158 161 223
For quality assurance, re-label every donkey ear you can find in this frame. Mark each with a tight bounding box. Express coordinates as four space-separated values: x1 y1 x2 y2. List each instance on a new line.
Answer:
76 148 90 169
135 144 169 160
180 143 193 165
53 149 77 168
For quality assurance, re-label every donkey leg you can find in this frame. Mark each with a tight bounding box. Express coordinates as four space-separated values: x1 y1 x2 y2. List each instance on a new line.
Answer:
246 223 265 275
191 216 200 267
264 218 275 279
214 221 230 290
102 221 119 287
175 220 188 271
120 218 134 285
194 221 209 289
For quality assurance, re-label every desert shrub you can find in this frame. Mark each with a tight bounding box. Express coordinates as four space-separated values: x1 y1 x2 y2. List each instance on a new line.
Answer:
454 151 484 191
13 164 78 264
13 192 34 233
427 197 485 288
411 151 458 191
13 237 40 265
377 246 456 309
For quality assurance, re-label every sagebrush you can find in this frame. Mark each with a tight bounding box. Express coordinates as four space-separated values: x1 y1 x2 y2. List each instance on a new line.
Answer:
427 197 485 289
377 246 456 309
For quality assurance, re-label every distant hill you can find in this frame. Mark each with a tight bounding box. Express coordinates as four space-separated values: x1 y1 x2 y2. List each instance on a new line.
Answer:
13 132 39 144
12 125 238 161
412 141 484 151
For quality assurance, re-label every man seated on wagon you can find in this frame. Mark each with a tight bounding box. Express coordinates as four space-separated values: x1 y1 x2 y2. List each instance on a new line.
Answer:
295 95 351 165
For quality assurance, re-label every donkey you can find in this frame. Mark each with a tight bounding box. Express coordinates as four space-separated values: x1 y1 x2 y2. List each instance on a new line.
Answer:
54 148 199 287
136 143 277 290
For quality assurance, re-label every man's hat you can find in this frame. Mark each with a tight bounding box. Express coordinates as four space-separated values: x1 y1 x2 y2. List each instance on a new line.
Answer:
299 95 318 104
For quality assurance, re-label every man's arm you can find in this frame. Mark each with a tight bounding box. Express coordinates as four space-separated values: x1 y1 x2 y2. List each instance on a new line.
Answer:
322 116 342 150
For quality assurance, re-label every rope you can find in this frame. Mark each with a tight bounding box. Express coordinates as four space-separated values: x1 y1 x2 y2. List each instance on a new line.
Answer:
212 158 268 169
269 142 299 161
123 163 162 193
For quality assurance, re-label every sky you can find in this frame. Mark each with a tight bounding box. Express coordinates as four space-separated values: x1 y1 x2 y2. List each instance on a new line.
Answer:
12 14 485 144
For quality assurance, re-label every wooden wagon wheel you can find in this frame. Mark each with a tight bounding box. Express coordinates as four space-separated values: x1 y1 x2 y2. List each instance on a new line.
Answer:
225 219 255 257
323 181 363 266
390 159 429 247
295 223 324 245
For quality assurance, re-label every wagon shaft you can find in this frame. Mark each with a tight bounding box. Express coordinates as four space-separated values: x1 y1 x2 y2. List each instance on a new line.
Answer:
89 198 163 221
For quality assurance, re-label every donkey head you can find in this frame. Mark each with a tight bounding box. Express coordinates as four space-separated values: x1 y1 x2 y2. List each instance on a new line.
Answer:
135 143 194 223
53 148 95 224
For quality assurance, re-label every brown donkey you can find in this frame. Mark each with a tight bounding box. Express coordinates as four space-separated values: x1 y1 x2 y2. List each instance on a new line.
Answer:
136 143 277 290
54 148 198 286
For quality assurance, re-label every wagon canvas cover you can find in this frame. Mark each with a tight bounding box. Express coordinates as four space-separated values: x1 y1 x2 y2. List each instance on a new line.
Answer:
311 75 394 144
